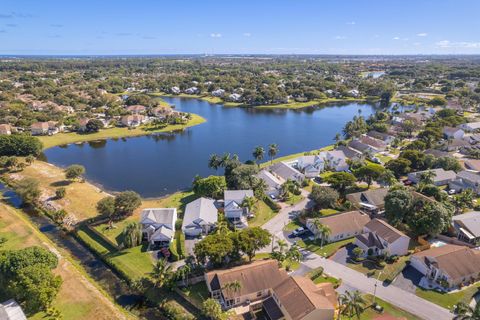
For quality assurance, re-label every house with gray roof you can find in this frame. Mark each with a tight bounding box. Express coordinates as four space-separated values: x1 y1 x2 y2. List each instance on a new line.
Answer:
182 197 218 237
452 211 480 245
257 169 284 198
443 126 465 140
270 161 305 183
140 208 177 247
367 130 395 144
325 150 350 172
407 168 457 186
0 300 27 320
449 170 480 195
224 190 254 227
354 219 410 257
335 145 363 161
346 188 388 214
348 140 376 156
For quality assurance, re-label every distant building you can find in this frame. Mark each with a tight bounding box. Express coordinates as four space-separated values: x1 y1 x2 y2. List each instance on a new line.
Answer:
224 190 254 228
443 127 465 140
126 105 147 114
0 299 27 320
211 89 225 97
256 169 284 198
460 122 480 132
452 211 480 244
346 188 389 214
30 122 50 135
121 114 146 127
270 161 305 183
408 168 456 186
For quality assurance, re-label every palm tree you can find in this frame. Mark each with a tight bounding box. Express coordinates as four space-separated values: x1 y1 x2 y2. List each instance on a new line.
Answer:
121 222 142 248
241 196 256 214
223 280 242 298
334 133 341 143
286 245 302 263
338 290 366 320
220 153 231 167
175 264 191 287
151 258 173 288
208 154 221 170
311 219 331 248
268 144 279 164
276 239 288 253
419 170 435 186
216 221 230 234
252 146 265 166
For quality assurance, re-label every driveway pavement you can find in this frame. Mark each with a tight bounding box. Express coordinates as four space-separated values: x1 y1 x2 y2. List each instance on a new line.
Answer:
392 266 423 293
301 250 452 320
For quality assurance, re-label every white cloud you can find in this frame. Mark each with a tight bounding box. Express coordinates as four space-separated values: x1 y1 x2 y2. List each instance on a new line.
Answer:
346 21 356 25
392 37 400 40
417 32 428 37
243 32 251 37
210 33 222 38
334 35 347 40
436 40 480 48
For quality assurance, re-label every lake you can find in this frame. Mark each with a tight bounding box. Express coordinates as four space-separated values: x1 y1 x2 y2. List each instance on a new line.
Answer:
43 98 382 197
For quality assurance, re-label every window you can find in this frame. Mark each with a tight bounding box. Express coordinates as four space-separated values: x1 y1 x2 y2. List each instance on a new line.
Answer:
257 291 262 297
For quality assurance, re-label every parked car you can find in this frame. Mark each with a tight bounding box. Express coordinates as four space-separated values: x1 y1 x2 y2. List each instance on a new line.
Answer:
290 227 307 238
448 189 457 195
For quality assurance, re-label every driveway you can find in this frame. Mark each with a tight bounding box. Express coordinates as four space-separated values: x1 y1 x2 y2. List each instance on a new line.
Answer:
301 250 452 320
330 243 356 265
184 237 198 256
392 266 423 293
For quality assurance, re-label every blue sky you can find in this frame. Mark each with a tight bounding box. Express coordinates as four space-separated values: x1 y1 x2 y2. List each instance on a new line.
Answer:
1 0 479 55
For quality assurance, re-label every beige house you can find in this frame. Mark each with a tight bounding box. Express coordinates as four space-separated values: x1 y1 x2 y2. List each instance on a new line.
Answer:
306 211 370 243
30 122 50 135
205 260 336 319
121 114 146 127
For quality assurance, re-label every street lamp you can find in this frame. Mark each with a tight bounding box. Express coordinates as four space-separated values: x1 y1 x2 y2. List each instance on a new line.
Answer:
373 271 383 305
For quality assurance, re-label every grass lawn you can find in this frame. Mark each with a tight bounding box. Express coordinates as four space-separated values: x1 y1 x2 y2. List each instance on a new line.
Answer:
249 199 276 227
297 238 353 257
347 255 410 282
286 194 304 205
254 253 301 271
320 208 339 216
283 219 303 232
38 113 206 149
255 97 367 110
0 201 130 320
308 268 342 288
179 281 210 308
374 153 393 164
416 283 480 310
342 294 421 320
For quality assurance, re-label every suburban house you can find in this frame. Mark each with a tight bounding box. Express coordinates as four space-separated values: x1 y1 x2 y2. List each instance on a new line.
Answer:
294 155 325 178
424 149 449 158
464 159 480 172
348 140 376 156
335 145 363 161
442 138 471 152
224 190 254 227
121 114 146 127
185 86 199 94
140 208 177 247
345 188 388 214
325 150 349 172
306 211 370 243
0 299 27 320
182 197 218 237
410 244 480 289
354 219 410 257
367 130 395 144
170 86 181 94
460 122 480 132
152 106 173 118
0 124 12 135
449 170 480 194
358 135 387 152
205 260 336 319
126 105 147 114
443 127 465 140
452 211 480 245
77 118 90 132
212 89 225 97
257 169 284 198
30 122 50 135
228 93 242 102
407 168 457 186
270 161 305 184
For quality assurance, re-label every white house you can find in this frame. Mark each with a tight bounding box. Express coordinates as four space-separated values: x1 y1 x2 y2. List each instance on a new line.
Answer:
270 161 305 183
224 190 254 227
140 208 177 247
185 87 199 94
182 197 218 237
407 168 457 186
410 244 480 289
325 150 350 172
293 155 325 178
171 86 181 94
211 89 225 97
354 219 410 257
256 169 284 198
443 127 465 140
0 299 27 320
449 170 480 195
121 114 146 127
460 122 480 132
228 93 242 102
452 211 480 244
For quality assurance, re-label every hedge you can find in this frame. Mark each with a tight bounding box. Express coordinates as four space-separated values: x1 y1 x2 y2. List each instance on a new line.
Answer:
264 195 281 212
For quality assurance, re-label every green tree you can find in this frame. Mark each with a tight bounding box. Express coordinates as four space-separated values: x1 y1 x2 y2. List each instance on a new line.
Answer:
121 222 142 248
208 154 221 170
252 146 265 165
268 144 279 164
202 298 228 320
96 196 115 221
235 227 271 261
194 233 234 266
114 191 142 218
15 178 40 207
385 158 412 178
151 258 173 289
451 189 475 215
0 135 43 157
85 119 104 133
64 164 85 181
324 172 356 195
378 169 397 186
384 188 413 226
354 163 385 188
338 290 367 320
407 201 452 236
192 175 226 199
55 187 66 199
310 218 331 248
309 185 339 209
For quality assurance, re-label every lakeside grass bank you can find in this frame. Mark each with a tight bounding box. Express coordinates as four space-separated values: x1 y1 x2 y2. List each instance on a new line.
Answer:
38 113 206 149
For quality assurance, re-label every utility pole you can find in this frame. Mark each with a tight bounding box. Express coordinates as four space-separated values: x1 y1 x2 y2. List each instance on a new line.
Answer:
373 271 383 305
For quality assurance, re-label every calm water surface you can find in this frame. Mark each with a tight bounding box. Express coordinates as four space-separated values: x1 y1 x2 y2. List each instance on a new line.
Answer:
44 98 381 197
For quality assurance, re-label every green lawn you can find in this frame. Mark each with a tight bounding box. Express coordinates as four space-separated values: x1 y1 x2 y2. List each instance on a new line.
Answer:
179 281 210 308
286 194 304 205
249 200 276 227
254 253 301 271
38 114 206 149
255 97 367 109
297 238 353 257
347 255 409 282
283 219 303 232
343 294 421 320
416 283 480 310
309 268 342 288
320 208 339 216
374 153 393 164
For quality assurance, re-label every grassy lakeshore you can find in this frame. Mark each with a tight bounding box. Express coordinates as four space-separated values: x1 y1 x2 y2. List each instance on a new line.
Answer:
38 113 206 149
0 199 131 320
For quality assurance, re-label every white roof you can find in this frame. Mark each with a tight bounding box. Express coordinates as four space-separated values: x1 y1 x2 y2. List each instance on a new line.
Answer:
453 211 480 238
150 225 174 241
182 197 218 229
140 208 176 225
224 190 254 206
0 300 27 320
463 122 480 130
257 170 284 189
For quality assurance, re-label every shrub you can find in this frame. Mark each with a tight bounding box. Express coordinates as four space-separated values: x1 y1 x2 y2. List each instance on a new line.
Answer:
264 195 281 212
55 187 66 199
169 241 180 262
0 135 43 157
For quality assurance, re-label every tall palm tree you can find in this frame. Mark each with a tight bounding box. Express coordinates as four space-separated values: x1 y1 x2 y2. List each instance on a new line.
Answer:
311 219 331 248
276 239 288 253
338 290 366 320
268 144 279 164
216 221 230 234
175 264 191 287
208 154 221 170
252 146 265 166
241 196 256 214
220 153 231 167
151 258 173 288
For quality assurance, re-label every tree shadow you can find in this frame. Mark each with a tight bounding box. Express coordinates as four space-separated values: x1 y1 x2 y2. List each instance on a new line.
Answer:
50 180 71 187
